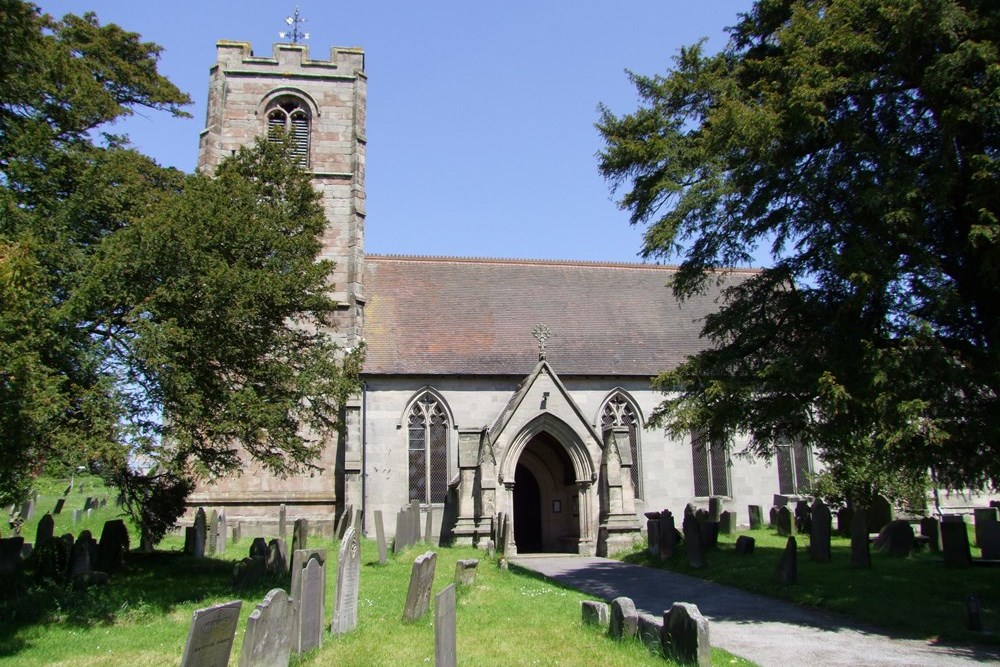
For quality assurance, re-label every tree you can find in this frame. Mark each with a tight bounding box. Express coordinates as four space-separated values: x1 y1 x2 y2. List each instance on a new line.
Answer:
0 2 363 529
598 0 999 504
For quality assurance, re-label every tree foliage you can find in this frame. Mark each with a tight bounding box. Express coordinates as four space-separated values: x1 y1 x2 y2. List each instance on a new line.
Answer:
0 2 363 513
598 0 999 503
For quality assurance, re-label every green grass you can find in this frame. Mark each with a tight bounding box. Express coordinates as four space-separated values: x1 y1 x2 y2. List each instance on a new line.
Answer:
620 525 1000 645
2 477 752 665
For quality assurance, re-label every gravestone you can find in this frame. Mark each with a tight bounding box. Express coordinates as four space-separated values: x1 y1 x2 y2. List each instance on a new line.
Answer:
794 500 812 533
249 537 268 560
230 557 266 590
500 512 511 556
869 495 893 533
486 540 495 558
658 509 677 560
973 507 998 548
967 594 983 633
214 512 227 555
769 506 778 527
97 519 129 572
184 527 195 554
393 509 405 554
232 523 241 544
609 596 639 640
353 508 363 534
35 513 54 546
291 519 308 554
776 536 797 585
374 510 388 564
920 517 941 552
265 538 287 575
34 531 70 580
734 535 755 555
876 520 914 557
645 512 660 556
708 497 722 522
193 508 207 558
69 532 92 577
53 499 65 515
637 612 663 652
331 526 361 635
719 511 736 535
238 588 293 667
72 509 83 524
0 537 24 574
20 498 35 521
698 519 719 550
837 506 854 537
850 507 871 568
940 520 972 568
333 505 350 540
64 479 73 495
581 600 610 626
410 501 421 546
454 558 478 586
279 504 287 541
809 499 831 563
295 552 326 654
83 497 94 511
662 602 711 667
682 513 705 569
403 550 438 621
424 505 433 544
776 506 795 537
748 505 762 530
434 584 457 667
289 548 327 654
208 510 219 555
979 520 1000 560
179 600 242 667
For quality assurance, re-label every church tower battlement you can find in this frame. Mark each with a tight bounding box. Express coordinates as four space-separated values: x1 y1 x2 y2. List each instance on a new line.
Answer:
198 40 367 344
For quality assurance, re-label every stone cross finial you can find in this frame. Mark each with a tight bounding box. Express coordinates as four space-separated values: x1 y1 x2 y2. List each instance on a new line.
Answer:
532 324 552 360
279 6 309 44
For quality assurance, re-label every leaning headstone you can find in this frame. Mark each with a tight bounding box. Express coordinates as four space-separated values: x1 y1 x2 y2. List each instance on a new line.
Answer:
979 520 1000 560
20 498 36 521
809 499 831 563
0 537 25 574
331 527 361 635
83 497 94 511
683 513 705 569
941 520 972 568
920 517 941 552
609 596 639 640
869 495 893 533
748 505 763 530
193 508 207 559
837 506 854 537
97 519 129 572
279 504 287 541
179 600 242 667
454 558 478 586
973 507 998 548
53 499 66 515
719 511 736 535
776 506 795 537
645 512 660 556
238 588 293 667
434 584 457 667
776 536 797 585
850 507 871 568
35 513 55 546
581 600 610 627
663 602 711 667
293 550 326 654
734 535 755 555
265 538 287 575
403 551 438 621
291 519 308 554
658 509 678 559
374 510 388 564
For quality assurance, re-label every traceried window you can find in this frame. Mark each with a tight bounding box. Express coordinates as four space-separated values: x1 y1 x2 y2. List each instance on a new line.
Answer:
692 432 731 497
266 97 310 167
407 393 449 505
601 393 642 498
776 441 812 495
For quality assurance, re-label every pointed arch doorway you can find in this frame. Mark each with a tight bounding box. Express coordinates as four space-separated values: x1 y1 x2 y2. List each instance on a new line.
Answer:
512 432 579 553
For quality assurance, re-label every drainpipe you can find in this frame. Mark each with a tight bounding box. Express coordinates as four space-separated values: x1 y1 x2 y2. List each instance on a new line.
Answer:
361 379 368 534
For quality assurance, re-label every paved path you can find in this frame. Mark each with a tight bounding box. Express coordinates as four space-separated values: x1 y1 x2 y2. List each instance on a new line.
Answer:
510 555 1000 667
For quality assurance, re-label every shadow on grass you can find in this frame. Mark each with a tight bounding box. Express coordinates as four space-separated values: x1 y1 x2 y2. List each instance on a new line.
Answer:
0 549 286 658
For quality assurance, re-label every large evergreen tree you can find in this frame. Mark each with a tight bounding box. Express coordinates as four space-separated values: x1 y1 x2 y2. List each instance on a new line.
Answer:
0 2 362 531
598 0 999 503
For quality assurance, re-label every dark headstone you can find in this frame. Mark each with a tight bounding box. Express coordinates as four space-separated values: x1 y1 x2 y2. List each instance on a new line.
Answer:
967 594 983 633
808 499 831 563
837 506 854 537
231 556 266 590
208 510 219 555
920 517 941 552
249 537 268 560
0 537 25 574
719 511 736 535
699 520 719 550
97 519 129 572
979 520 1000 561
374 510 388 564
658 510 677 560
708 497 723 522
748 505 762 530
769 505 778 527
776 506 795 537
869 495 893 533
941 520 972 568
53 499 66 515
683 513 705 569
192 508 207 558
434 584 457 667
265 538 287 575
776 536 797 585
734 535 755 555
19 498 36 521
403 550 437 621
850 507 871 568
331 527 361 635
662 602 711 667
238 588 293 667
974 508 998 548
645 512 660 557
609 596 639 640
179 600 242 667
875 520 914 557
231 523 241 544
794 500 812 533
35 513 55 546
581 600 610 626
291 518 308 554
68 532 92 577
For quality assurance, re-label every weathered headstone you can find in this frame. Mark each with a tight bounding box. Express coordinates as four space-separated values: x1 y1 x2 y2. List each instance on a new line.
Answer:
454 558 478 586
486 539 495 558
53 499 66 515
179 600 242 667
500 512 511 556
238 588 293 667
249 537 268 560
295 552 326 654
393 509 406 554
837 506 854 537
645 511 660 556
20 498 35 521
97 519 129 572
869 495 893 533
776 536 797 585
719 511 736 535
331 526 361 635
83 496 94 511
973 507 998 548
776 506 795 537
875 520 914 557
698 519 719 550
979 520 1000 560
809 499 831 563
424 505 433 544
193 508 207 558
232 523 241 544
941 520 972 568
920 516 941 552
637 612 663 652
794 500 812 533
265 538 287 575
434 584 457 667
279 504 287 541
35 513 55 546
403 551 438 621
850 507 871 568
208 510 219 555
662 602 711 667
708 497 722 522
353 508 362 534
0 537 24 574
230 557 266 591
769 505 779 527
214 512 227 555
374 510 388 565
609 596 639 640
658 509 678 560
748 505 762 530
734 535 755 555
683 513 705 569
291 518 308 554
581 600 610 626
72 509 83 524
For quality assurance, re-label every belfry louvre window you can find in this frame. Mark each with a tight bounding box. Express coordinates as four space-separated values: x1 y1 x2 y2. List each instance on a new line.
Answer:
692 432 731 497
408 393 449 505
777 441 812 494
601 393 642 498
266 97 310 167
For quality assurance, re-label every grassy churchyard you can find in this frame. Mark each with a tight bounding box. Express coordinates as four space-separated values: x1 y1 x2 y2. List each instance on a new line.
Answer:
1 476 753 666
621 525 1000 645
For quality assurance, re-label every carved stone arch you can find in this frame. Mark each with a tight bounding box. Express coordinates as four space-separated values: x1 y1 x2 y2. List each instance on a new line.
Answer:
256 86 321 119
397 386 456 431
595 388 644 428
499 413 596 487
598 388 643 499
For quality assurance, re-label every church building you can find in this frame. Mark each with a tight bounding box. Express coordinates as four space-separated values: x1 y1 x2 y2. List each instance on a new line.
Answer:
188 40 813 555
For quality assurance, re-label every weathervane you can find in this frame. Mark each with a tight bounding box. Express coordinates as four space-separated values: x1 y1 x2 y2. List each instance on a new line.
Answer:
532 324 552 361
279 6 309 44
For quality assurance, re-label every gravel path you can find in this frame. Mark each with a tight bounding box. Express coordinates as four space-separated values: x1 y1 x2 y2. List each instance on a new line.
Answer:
510 555 1000 667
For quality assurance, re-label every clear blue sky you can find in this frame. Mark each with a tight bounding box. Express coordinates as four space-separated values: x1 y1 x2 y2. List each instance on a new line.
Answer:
38 1 755 264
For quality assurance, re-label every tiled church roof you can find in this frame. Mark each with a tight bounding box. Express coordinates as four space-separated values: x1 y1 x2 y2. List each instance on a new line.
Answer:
362 255 755 376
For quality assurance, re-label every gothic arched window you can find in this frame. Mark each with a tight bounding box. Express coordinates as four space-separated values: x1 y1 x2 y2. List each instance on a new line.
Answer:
777 440 813 495
266 97 310 166
692 431 731 497
407 393 449 505
602 393 642 498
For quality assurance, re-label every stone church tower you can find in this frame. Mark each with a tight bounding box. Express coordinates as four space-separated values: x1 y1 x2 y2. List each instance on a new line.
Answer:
187 41 367 531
